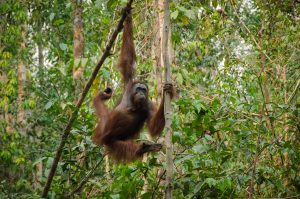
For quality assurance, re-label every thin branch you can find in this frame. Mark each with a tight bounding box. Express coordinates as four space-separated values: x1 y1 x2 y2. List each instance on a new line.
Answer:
68 155 106 197
248 130 260 198
287 79 300 104
41 1 134 197
151 169 166 199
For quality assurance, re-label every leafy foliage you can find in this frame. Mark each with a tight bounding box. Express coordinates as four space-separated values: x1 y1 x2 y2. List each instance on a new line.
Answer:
0 0 299 198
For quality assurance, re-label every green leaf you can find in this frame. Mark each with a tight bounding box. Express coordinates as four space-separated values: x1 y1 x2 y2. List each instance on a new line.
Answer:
217 178 232 191
32 157 47 166
107 0 118 10
177 73 183 85
184 10 195 20
212 0 218 8
59 43 67 51
15 157 25 165
204 134 214 141
45 101 54 110
204 178 217 188
53 19 64 26
0 151 11 160
171 10 179 19
50 13 55 21
46 157 54 168
141 192 152 199
101 68 111 80
110 194 120 199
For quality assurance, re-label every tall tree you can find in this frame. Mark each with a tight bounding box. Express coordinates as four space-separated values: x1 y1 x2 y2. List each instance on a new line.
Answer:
162 0 173 198
154 0 164 101
72 0 84 81
17 23 27 135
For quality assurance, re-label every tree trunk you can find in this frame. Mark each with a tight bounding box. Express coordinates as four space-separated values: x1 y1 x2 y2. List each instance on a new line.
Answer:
283 64 289 187
34 38 44 189
38 43 44 68
73 0 86 172
73 0 84 81
162 0 173 198
17 24 27 135
154 0 164 101
258 27 273 133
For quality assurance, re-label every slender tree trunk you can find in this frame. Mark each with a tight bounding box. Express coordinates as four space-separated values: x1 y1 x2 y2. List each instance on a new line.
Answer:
149 2 166 197
162 0 173 198
258 14 278 146
38 43 44 68
34 36 44 189
17 24 27 135
283 64 289 154
283 65 290 187
141 3 164 194
73 0 84 81
154 0 164 101
258 28 272 132
248 134 260 199
73 0 87 172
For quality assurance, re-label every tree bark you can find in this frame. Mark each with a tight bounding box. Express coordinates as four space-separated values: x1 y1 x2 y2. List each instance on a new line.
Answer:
34 36 44 189
162 0 173 198
283 64 289 184
154 0 164 101
17 24 27 135
72 0 85 80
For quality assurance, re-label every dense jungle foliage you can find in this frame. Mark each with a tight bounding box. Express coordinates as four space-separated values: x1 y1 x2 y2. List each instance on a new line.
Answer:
0 0 299 198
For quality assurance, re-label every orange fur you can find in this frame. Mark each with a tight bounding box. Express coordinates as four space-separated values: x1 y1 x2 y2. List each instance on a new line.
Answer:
92 11 173 163
117 13 136 84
